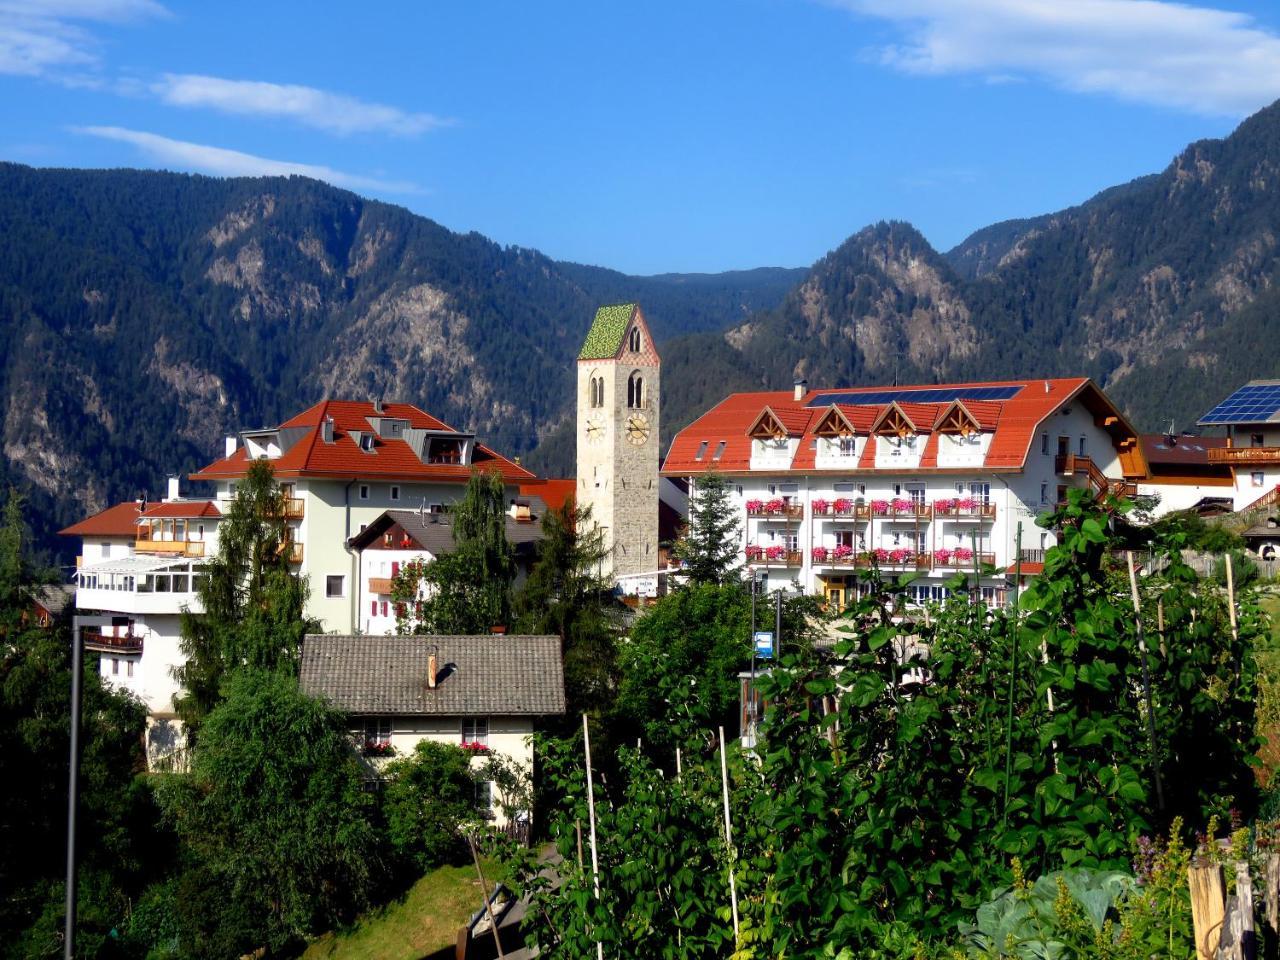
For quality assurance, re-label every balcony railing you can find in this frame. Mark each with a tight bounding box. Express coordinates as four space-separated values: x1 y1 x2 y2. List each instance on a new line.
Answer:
285 543 304 564
1208 446 1280 464
82 626 143 654
851 503 932 521
934 501 996 520
811 550 931 570
745 502 805 520
1055 454 1138 499
933 552 997 569
273 497 305 519
368 577 394 595
744 547 803 567
134 539 205 557
811 501 858 518
1018 549 1046 564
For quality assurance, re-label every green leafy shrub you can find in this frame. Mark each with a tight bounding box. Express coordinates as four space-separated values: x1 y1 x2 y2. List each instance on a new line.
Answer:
381 740 480 874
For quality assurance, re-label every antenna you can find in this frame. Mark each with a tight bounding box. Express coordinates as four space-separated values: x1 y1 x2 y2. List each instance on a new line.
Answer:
418 497 426 521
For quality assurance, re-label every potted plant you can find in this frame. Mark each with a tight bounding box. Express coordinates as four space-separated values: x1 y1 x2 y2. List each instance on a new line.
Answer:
833 544 854 562
954 546 974 562
363 739 395 758
934 548 953 565
745 545 764 561
871 499 891 516
812 546 830 562
872 547 890 563
833 497 854 515
461 740 490 755
765 545 787 561
764 498 786 515
812 498 830 515
745 499 764 514
891 497 914 514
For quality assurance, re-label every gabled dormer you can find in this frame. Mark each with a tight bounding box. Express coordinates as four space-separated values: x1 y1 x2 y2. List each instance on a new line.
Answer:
748 406 802 469
812 405 865 468
241 426 309 460
402 428 476 466
872 402 924 468
934 400 992 466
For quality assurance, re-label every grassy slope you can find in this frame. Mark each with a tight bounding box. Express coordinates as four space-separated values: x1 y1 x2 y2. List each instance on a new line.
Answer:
300 862 494 960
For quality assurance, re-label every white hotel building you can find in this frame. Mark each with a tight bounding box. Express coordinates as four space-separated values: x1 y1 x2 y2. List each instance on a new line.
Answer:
662 377 1147 609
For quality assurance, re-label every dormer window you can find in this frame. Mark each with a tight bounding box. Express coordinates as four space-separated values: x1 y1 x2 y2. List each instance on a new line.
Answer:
359 433 374 452
695 440 709 460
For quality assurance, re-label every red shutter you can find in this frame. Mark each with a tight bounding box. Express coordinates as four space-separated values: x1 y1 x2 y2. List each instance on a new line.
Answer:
370 600 377 615
391 561 400 577
381 601 389 617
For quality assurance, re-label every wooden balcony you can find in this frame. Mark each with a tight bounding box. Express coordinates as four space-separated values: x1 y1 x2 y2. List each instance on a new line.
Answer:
746 504 805 520
82 627 142 654
368 577 394 595
1208 446 1280 464
934 552 997 569
744 548 803 567
876 504 933 521
134 539 205 557
1055 454 1137 498
934 502 996 521
274 497 305 519
284 543 304 564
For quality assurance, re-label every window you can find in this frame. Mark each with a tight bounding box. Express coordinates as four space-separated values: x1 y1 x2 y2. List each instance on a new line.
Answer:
1253 433 1266 448
906 483 925 505
390 485 400 501
588 374 604 408
111 657 119 676
712 441 726 461
838 436 857 456
474 780 494 814
1040 482 1048 503
359 484 370 500
1253 471 1266 488
629 327 642 352
627 371 644 409
969 482 990 504
695 440 709 460
126 660 134 678
363 717 391 746
325 575 345 598
1041 434 1048 455
779 483 799 493
462 717 489 746
1078 436 1087 457
359 433 374 452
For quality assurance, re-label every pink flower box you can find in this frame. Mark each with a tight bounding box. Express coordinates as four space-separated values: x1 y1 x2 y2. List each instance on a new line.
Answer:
934 498 954 511
811 546 829 562
872 547 890 562
871 499 891 515
764 498 786 515
765 545 787 560
833 498 854 515
746 499 764 513
954 547 974 562
891 498 914 513
833 544 854 560
745 545 764 561
811 498 830 515
888 548 912 563
934 548 953 564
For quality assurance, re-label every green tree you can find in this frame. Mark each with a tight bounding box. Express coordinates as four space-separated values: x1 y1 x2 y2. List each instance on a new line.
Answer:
0 489 159 959
394 470 516 634
157 670 381 959
174 460 315 732
673 471 741 586
380 740 479 874
515 501 621 715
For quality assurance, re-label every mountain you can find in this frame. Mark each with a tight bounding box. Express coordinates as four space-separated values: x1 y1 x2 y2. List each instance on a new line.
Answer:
0 163 800 558
10 98 1280 557
699 99 1280 441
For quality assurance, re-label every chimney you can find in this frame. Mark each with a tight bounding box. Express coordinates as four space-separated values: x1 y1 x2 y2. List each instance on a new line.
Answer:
166 476 180 501
490 625 507 635
224 436 237 458
373 398 384 415
793 377 807 402
427 654 438 689
321 417 335 444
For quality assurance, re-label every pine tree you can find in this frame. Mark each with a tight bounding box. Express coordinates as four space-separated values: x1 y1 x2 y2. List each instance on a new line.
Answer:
174 460 316 732
673 471 741 586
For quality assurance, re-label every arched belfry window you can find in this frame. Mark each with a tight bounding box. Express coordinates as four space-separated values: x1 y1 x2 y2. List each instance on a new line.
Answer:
629 327 641 352
627 371 644 409
588 374 604 408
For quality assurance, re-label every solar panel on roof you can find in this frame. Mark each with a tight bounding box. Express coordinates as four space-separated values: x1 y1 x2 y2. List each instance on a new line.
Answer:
1199 384 1280 425
806 385 1023 407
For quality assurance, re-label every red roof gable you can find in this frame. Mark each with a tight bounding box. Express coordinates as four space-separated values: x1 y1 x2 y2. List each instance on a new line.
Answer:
520 479 575 514
139 501 222 520
191 400 535 485
662 377 1140 477
59 501 142 538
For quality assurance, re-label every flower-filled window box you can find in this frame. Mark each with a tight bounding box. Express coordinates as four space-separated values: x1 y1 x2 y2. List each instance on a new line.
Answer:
763 498 786 515
832 498 854 515
872 547 890 563
811 498 830 515
832 544 854 561
888 548 913 564
745 545 764 561
890 498 915 514
363 739 395 758
461 741 490 755
870 499 891 516
934 548 953 565
745 499 764 514
765 545 787 561
953 546 974 562
811 546 830 562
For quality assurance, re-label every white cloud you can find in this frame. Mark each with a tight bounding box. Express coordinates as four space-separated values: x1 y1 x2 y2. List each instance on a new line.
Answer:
73 125 422 194
828 0 1280 116
151 73 450 137
0 0 165 77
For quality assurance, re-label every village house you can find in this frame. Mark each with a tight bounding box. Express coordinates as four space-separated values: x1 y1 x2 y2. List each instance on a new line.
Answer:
299 633 565 824
1197 381 1280 513
661 377 1147 609
60 398 537 763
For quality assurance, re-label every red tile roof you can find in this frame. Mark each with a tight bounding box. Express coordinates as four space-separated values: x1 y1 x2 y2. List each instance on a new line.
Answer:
662 377 1143 477
191 400 535 485
58 501 142 538
139 501 222 519
520 479 575 514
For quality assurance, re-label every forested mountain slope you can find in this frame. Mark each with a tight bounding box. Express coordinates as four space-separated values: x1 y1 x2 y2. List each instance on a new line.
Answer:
0 164 799 555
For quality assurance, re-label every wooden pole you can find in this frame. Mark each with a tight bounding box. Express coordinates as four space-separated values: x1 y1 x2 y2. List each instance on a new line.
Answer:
1235 860 1256 960
1189 863 1226 960
1126 551 1166 812
1157 598 1167 657
1265 853 1279 943
1226 553 1239 645
675 746 682 780
718 726 741 943
582 715 604 960
467 833 506 960
575 819 583 870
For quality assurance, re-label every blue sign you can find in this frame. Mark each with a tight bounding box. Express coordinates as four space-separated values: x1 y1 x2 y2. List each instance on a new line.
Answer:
754 630 775 658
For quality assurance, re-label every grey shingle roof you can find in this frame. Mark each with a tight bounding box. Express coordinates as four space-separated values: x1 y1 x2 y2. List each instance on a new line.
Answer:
348 504 547 556
300 634 566 717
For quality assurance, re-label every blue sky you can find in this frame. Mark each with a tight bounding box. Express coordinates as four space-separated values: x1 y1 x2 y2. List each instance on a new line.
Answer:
3 1 1280 274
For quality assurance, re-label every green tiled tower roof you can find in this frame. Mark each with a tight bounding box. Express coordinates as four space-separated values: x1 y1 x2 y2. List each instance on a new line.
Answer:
578 303 637 360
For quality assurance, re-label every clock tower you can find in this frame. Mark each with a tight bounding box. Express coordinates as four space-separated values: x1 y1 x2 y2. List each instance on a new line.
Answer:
576 302 660 583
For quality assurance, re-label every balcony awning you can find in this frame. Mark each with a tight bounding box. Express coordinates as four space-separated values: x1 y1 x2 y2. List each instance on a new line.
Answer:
78 555 199 576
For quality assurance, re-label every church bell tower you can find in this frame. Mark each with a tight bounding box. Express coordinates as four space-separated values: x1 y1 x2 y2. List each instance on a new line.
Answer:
575 303 660 583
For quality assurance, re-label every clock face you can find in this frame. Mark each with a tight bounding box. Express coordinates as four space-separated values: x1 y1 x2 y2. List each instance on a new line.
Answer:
585 416 605 443
626 413 651 446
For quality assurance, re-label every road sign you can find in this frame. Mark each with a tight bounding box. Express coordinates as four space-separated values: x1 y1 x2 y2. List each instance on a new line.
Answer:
753 630 774 658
